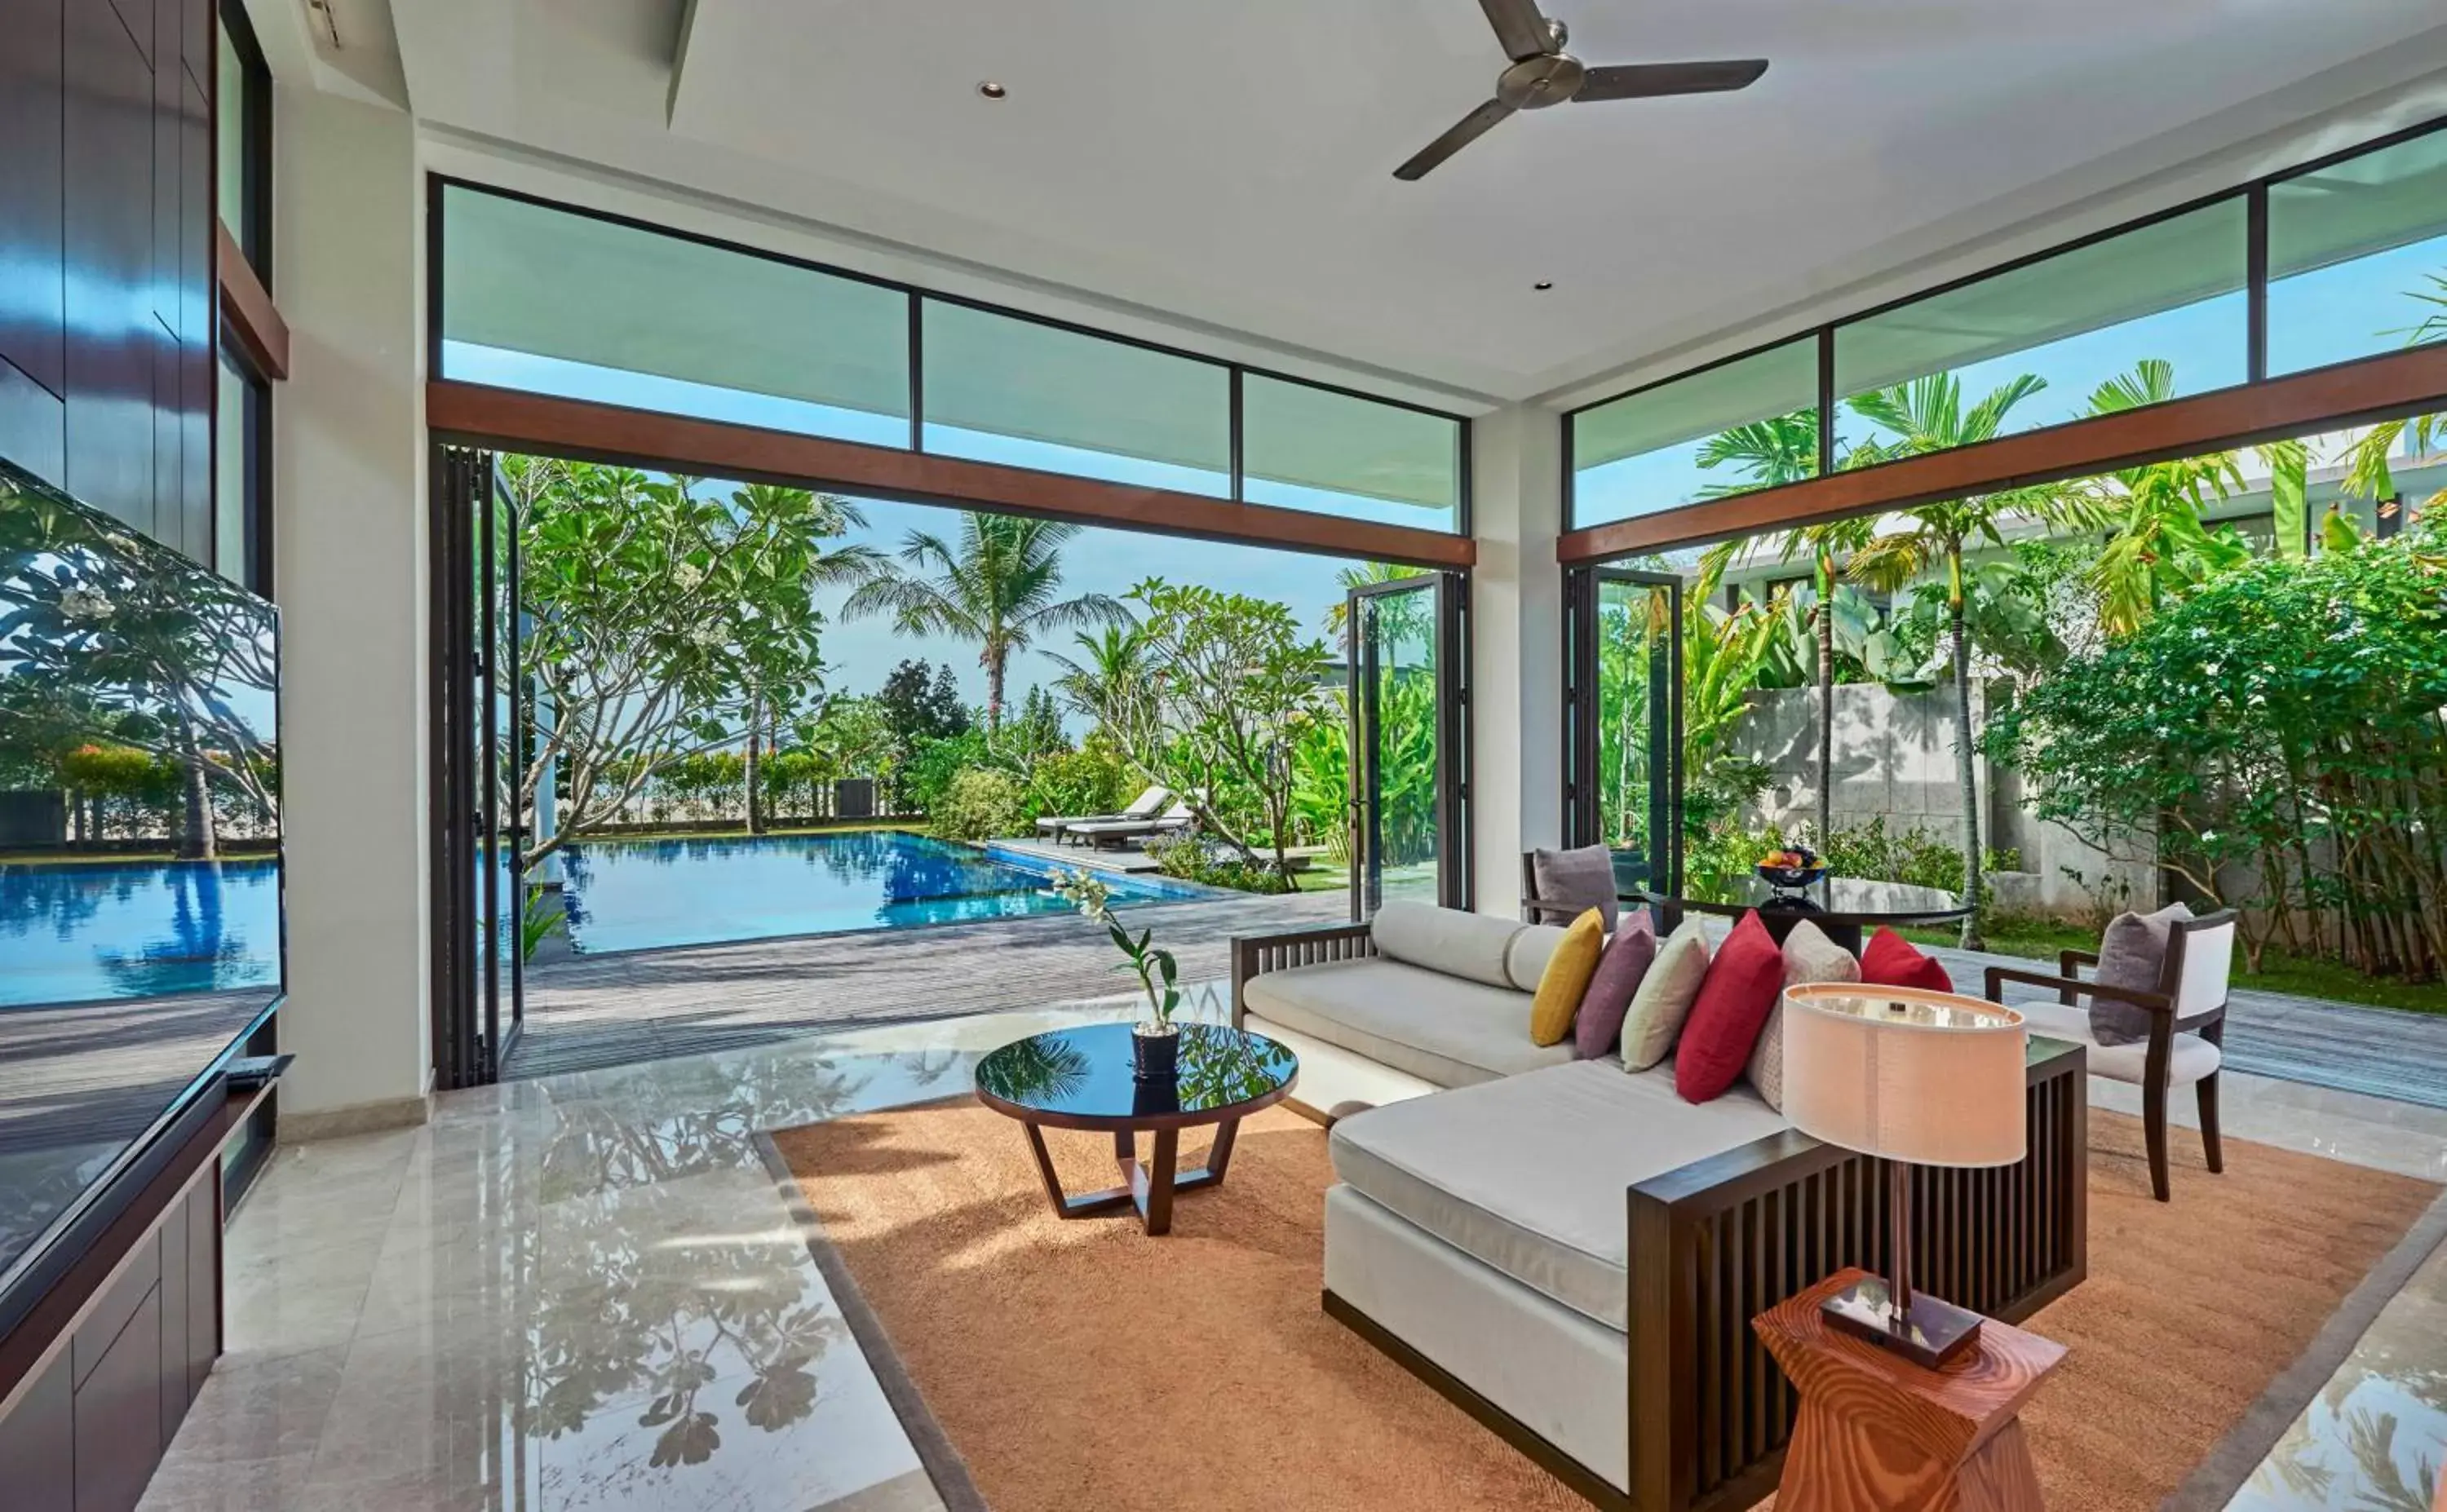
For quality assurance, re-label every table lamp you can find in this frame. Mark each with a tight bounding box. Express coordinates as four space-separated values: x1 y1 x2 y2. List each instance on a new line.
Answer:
1780 982 2028 1369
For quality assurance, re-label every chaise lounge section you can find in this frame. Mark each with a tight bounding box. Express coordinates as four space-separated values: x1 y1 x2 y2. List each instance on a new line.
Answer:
1232 904 2088 1512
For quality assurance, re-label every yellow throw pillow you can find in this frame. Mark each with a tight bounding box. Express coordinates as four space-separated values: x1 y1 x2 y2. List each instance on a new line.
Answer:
1529 909 1607 1046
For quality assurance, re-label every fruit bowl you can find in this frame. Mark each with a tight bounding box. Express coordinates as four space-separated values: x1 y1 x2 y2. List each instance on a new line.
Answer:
1756 847 1825 891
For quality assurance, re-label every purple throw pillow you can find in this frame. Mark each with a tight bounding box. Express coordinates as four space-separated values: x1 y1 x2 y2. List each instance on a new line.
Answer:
1575 910 1657 1059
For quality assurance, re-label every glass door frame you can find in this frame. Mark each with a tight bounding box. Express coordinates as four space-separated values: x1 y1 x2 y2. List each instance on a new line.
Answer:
1343 572 1471 919
428 443 525 1088
1562 564 1683 895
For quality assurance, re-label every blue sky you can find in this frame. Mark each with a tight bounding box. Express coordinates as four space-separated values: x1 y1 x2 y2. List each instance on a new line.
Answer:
1574 231 2447 526
445 343 1376 716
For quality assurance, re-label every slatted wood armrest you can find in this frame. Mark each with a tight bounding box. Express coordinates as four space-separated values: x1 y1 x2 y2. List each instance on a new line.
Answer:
1983 964 2172 1016
1229 921 1376 1029
2059 947 2100 975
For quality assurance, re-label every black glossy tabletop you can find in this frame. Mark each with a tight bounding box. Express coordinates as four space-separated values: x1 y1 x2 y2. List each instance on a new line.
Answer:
1635 876 1971 926
974 1023 1297 1125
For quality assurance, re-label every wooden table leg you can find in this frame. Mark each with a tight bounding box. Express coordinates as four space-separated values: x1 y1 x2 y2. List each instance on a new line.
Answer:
1021 1121 1135 1221
1126 1127 1180 1235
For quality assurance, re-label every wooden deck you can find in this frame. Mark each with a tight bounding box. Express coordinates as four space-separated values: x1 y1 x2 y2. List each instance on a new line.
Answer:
504 895 2447 1111
507 888 1347 1081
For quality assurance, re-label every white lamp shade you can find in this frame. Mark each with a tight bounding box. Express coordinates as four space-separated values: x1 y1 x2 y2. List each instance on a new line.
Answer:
1781 984 2029 1169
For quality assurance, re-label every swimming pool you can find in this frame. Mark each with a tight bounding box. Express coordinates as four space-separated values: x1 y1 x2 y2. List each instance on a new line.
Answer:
554 830 1210 956
1 857 284 1009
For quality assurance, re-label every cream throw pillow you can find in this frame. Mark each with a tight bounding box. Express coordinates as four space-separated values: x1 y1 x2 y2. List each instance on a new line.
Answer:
1747 919 1861 1112
1529 909 1608 1047
1620 917 1713 1071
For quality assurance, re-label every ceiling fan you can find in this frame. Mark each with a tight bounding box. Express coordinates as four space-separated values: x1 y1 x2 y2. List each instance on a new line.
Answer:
1393 0 1768 180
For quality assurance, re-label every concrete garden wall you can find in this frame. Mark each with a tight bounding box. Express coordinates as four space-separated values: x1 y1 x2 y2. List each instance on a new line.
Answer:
1726 683 2156 922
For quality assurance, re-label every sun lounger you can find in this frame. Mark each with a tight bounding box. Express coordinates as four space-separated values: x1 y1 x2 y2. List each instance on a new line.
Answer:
1034 786 1170 843
1069 800 1197 851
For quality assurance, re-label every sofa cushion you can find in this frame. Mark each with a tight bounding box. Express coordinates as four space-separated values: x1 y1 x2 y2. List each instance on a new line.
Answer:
1575 910 1655 1060
1676 912 1784 1103
1505 922 1572 993
2013 999 2223 1085
1329 1060 1788 1329
1749 919 1860 1112
1240 958 1571 1089
1531 844 1621 932
1529 910 1606 1047
2091 904 2190 1046
1621 917 1710 1071
1372 901 1524 990
1861 926 1953 993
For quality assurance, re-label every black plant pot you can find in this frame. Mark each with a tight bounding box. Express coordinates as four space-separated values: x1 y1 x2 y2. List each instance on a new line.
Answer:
1131 1024 1179 1081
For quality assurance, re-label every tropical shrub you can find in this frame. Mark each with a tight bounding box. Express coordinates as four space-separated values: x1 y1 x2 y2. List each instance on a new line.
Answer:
1026 736 1135 823
900 731 998 818
930 767 1028 842
1985 519 2447 978
1144 833 1296 895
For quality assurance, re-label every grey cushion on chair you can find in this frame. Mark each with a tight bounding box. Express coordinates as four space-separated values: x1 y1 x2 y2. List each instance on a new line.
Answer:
1531 846 1620 932
2090 903 2192 1045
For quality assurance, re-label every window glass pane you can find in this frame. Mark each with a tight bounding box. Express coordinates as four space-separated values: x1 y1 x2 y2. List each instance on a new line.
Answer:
1834 200 2248 465
215 19 246 243
1240 374 1458 530
2269 128 2447 375
439 185 912 448
1570 338 1819 527
215 348 249 581
918 300 1229 495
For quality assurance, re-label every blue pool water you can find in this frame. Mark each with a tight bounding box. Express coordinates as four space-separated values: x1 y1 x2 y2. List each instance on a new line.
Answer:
1 858 284 1009
555 830 1210 956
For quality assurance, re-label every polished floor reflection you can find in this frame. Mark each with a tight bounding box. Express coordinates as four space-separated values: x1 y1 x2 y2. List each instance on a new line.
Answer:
139 981 2447 1511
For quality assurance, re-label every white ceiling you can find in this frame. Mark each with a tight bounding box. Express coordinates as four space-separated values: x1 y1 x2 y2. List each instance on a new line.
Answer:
382 0 2447 405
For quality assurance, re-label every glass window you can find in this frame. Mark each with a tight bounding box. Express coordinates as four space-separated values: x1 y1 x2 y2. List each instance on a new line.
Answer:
918 300 1230 496
1834 199 2248 465
438 185 914 449
1240 375 1460 531
215 347 263 590
1570 338 1819 528
215 2 268 271
2269 128 2447 375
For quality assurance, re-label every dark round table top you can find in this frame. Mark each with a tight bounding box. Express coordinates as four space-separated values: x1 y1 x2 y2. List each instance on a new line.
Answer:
1635 876 1971 928
974 1022 1299 1132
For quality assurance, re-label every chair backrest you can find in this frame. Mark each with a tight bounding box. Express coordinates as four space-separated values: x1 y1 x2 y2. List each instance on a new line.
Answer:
2163 910 2238 1019
1521 845 1621 929
1122 786 1170 818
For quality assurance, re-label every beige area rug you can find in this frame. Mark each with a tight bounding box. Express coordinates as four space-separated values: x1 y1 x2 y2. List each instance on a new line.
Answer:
769 1103 2438 1512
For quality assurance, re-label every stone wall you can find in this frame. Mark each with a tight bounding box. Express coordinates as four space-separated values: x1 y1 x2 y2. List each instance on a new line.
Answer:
1725 682 2155 921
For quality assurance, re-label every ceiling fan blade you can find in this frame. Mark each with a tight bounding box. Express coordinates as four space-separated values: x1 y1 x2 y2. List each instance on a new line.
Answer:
1574 59 1770 102
1477 0 1557 61
1393 99 1516 181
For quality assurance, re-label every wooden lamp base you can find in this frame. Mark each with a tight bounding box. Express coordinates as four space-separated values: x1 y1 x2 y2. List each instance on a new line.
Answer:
1821 1273 1987 1371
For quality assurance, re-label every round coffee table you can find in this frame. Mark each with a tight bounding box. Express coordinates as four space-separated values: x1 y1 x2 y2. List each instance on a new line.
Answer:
974 1022 1298 1236
1635 878 1971 957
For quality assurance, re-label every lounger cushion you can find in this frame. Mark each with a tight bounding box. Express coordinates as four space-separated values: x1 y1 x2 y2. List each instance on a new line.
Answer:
1861 926 1953 993
1330 1059 1787 1329
2091 903 2191 1045
1528 909 1607 1047
1676 911 1784 1103
1371 901 1524 991
1240 959 1571 1088
1620 917 1710 1071
1574 910 1655 1060
2013 999 2223 1085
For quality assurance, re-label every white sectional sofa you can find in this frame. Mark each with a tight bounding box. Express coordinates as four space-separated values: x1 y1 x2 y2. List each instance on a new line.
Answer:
1229 902 2089 1512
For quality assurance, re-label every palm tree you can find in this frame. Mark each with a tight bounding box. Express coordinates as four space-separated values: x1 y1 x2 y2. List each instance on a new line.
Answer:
1322 562 1427 638
724 483 874 833
2340 272 2447 523
1843 373 2066 948
1046 621 1155 749
2071 362 2251 635
842 512 1124 734
1695 408 1867 847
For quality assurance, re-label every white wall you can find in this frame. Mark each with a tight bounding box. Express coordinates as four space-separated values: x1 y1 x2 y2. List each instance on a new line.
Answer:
271 86 432 1125
1468 405 1566 914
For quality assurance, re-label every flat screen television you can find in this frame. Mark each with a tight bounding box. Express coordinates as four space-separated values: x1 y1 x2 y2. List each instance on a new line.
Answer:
0 458 283 1333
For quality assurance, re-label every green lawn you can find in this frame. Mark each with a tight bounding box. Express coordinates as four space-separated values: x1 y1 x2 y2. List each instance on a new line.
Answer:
1897 920 2447 1017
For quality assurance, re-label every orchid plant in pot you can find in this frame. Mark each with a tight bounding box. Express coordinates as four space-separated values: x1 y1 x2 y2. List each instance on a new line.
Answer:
1055 868 1183 1079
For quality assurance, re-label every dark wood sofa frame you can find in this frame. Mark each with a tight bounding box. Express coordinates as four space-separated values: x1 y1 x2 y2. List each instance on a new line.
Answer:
1231 919 2090 1512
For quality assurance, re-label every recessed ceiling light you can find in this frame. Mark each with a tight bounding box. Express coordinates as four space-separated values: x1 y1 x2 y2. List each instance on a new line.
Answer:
1533 281 1555 291
976 81 1007 100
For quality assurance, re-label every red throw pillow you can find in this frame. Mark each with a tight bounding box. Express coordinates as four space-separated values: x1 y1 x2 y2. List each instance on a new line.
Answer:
1675 912 1785 1103
1861 926 1954 993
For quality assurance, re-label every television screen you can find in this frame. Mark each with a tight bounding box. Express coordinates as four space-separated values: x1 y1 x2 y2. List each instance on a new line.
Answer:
0 459 283 1301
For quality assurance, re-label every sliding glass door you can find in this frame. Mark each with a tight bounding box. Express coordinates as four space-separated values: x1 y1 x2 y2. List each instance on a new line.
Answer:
1345 573 1467 918
1564 566 1682 895
431 445 526 1087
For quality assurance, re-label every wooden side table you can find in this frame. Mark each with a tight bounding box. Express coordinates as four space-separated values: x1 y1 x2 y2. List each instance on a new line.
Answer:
1754 1268 2067 1512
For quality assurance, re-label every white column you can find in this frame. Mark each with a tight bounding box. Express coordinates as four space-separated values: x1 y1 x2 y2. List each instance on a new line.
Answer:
270 87 433 1133
1467 405 1566 917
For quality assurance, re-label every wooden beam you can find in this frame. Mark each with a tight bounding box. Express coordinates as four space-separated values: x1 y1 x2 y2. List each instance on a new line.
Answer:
215 222 287 381
426 380 1476 568
1560 342 2447 561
